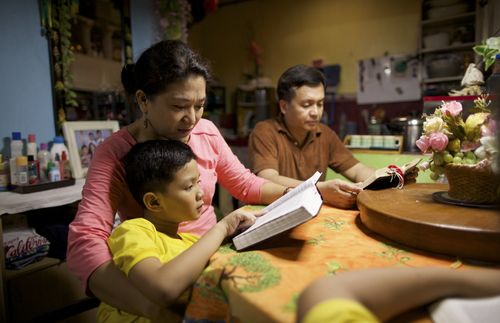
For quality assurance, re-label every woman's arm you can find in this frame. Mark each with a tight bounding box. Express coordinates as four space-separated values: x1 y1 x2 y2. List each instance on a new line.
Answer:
67 133 146 313
89 261 164 318
297 267 500 323
127 211 255 305
202 121 283 204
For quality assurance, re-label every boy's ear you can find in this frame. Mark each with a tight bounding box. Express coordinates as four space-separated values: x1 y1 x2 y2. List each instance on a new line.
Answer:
143 192 161 212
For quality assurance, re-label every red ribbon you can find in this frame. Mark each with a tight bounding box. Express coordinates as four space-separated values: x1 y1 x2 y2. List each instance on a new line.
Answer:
388 164 404 187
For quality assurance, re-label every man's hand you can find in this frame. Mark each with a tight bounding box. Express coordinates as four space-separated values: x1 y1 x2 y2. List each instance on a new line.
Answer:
404 166 419 185
317 179 363 209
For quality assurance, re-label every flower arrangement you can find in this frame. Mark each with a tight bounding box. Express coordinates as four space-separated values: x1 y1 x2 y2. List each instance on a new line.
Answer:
155 0 192 42
249 40 264 78
416 96 498 181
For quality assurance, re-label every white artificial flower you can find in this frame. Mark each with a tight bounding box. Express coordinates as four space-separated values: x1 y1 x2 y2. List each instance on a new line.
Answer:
423 116 445 135
486 37 500 50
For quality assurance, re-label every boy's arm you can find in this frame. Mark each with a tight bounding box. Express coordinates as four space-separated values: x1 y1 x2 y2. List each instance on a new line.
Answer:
297 267 500 323
128 211 255 306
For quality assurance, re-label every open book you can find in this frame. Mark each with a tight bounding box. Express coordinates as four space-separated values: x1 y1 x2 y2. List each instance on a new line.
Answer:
232 172 323 251
429 295 500 323
361 158 422 190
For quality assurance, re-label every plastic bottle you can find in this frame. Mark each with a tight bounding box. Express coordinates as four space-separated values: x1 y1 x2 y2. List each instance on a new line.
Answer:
61 150 72 179
0 154 9 191
28 155 39 184
37 142 50 182
50 136 69 163
48 160 61 182
27 133 37 160
16 156 28 185
9 132 23 185
486 53 500 95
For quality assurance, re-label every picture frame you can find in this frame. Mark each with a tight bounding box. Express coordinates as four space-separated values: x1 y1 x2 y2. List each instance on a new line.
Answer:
62 121 120 179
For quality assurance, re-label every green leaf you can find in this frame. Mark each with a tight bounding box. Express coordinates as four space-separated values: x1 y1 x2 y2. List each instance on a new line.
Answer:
485 57 495 71
473 45 487 55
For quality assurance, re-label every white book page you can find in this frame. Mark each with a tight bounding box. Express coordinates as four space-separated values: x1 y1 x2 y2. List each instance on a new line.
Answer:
263 171 321 213
242 173 323 234
243 185 313 234
430 295 500 323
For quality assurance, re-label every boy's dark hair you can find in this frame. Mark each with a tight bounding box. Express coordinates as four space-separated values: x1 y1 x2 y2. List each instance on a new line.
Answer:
277 64 326 103
121 39 212 100
123 140 196 207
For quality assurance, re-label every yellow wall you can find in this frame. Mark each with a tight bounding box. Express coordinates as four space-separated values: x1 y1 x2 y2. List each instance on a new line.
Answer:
188 0 420 103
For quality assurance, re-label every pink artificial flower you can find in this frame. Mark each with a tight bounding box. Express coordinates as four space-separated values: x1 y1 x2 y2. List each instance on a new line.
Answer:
481 118 496 137
416 135 431 153
461 140 481 152
429 132 448 151
441 101 463 117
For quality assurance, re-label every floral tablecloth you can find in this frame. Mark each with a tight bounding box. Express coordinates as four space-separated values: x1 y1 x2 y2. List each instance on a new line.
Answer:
185 205 496 323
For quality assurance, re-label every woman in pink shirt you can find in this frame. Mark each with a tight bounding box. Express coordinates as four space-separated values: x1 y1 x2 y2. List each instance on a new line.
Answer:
67 40 286 318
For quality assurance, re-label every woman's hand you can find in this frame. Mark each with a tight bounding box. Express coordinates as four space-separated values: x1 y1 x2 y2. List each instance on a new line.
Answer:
317 180 363 209
218 210 257 236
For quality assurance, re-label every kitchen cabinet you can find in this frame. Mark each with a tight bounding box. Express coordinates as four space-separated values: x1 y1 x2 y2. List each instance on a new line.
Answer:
42 0 134 133
0 180 98 322
235 87 277 136
419 0 485 96
204 85 226 128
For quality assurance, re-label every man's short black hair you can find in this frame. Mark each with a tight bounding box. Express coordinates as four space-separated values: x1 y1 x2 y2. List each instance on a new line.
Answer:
277 64 326 102
123 140 196 208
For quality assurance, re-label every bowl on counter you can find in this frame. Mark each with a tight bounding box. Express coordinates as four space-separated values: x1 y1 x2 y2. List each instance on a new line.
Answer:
423 32 450 49
426 54 462 78
427 2 469 19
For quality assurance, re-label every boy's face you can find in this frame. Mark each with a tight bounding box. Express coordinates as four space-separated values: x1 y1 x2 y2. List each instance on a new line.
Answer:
280 84 324 138
156 159 204 222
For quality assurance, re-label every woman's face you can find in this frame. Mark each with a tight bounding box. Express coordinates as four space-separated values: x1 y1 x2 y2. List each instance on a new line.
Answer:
146 75 206 143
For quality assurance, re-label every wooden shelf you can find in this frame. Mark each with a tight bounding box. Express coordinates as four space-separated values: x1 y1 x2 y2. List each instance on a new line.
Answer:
422 75 463 83
6 257 61 281
421 11 475 26
420 42 476 54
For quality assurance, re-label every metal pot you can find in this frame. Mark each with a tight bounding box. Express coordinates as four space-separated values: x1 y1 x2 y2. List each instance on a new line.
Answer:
389 116 423 152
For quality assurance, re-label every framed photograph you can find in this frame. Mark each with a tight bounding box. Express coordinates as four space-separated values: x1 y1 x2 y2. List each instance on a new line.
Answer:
62 121 120 179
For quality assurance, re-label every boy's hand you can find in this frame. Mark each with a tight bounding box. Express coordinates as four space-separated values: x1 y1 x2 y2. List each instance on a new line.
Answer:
219 210 257 237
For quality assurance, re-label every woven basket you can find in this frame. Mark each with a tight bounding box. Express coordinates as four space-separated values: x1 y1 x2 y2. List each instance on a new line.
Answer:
444 163 500 204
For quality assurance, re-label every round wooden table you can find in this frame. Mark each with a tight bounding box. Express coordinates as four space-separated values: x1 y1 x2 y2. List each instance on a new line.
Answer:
357 183 500 263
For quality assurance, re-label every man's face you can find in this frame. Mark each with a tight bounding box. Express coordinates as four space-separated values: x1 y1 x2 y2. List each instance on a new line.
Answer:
280 84 324 139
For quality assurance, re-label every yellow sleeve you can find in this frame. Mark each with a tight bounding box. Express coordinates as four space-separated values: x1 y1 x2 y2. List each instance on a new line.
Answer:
107 218 162 276
302 299 380 323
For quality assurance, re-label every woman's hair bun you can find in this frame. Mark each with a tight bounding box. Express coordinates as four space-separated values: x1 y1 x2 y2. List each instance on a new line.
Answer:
121 63 136 95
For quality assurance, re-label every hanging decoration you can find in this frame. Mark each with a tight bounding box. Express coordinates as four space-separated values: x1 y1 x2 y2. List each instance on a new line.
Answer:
39 0 79 132
154 0 192 42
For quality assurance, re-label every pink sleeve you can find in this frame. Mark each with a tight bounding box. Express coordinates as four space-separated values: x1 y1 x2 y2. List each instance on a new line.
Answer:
212 128 268 204
66 132 140 293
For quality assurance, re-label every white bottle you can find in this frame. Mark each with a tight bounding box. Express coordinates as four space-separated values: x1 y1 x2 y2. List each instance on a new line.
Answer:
9 131 23 185
37 142 50 182
50 136 69 162
27 133 37 160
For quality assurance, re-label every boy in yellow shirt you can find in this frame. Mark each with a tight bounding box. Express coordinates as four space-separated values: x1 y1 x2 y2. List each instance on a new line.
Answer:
97 140 257 322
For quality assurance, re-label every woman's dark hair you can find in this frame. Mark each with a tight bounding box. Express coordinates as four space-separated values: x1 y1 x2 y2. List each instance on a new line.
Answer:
277 64 326 102
123 140 196 207
121 40 211 99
